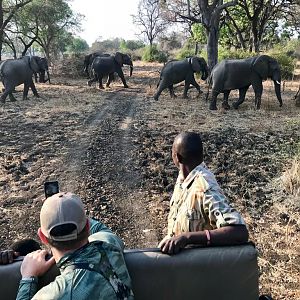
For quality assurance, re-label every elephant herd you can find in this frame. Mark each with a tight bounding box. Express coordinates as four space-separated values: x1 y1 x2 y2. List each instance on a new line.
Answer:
154 54 283 110
0 52 283 110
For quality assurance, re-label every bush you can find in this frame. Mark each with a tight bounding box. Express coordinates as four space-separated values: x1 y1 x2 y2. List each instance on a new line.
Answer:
266 50 296 79
217 47 253 60
142 45 168 63
176 40 195 60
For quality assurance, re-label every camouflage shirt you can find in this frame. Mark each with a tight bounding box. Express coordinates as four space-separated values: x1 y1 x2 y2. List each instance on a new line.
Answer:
165 163 245 239
16 219 134 300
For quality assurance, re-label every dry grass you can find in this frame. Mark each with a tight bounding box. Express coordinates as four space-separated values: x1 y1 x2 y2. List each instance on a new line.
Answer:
281 157 300 196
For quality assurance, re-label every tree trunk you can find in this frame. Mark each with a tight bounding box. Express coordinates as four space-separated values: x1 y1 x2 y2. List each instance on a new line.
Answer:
0 34 3 60
296 86 300 107
207 26 218 72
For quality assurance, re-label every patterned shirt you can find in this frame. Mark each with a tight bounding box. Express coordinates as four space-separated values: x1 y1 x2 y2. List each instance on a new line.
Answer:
166 163 245 238
16 219 134 300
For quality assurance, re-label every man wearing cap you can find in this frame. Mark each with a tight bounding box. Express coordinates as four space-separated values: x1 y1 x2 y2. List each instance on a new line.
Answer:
16 192 134 300
159 132 249 254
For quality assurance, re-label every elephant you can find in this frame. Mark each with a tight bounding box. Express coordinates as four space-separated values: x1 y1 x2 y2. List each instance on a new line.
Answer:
33 57 50 84
208 55 283 110
83 52 111 78
87 52 133 89
153 56 209 101
0 56 48 103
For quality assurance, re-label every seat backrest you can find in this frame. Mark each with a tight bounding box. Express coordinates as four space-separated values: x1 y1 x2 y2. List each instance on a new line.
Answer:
0 244 259 300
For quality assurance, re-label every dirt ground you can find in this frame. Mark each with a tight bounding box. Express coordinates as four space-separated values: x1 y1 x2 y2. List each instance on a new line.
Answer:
0 61 299 299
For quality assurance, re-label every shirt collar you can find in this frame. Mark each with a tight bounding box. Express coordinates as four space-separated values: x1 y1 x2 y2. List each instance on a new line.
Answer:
180 162 206 189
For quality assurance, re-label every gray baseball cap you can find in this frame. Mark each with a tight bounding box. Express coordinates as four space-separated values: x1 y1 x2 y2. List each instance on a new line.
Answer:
40 192 87 241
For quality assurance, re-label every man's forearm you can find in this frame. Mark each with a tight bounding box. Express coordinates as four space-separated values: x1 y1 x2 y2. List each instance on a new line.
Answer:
186 225 249 246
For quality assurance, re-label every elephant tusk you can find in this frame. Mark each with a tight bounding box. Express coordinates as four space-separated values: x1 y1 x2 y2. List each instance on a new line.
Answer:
275 80 281 85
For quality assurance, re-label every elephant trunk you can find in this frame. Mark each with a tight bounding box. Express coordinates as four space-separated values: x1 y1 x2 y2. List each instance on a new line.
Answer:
129 65 133 77
201 68 208 81
274 80 283 107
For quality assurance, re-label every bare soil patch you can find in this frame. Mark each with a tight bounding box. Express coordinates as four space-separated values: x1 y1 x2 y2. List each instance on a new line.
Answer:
0 61 299 299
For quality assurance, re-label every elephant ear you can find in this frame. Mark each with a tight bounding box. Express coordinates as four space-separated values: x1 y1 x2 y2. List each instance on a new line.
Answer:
114 52 123 66
191 57 201 73
252 55 269 80
29 56 40 73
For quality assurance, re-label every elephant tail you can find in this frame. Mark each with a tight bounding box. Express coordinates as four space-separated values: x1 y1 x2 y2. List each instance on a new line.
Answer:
205 74 212 102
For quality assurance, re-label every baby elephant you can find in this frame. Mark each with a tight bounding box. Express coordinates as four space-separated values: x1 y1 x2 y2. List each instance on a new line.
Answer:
154 56 208 100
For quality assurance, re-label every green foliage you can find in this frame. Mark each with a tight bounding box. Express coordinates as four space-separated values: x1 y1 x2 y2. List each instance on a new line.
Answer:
217 47 253 60
120 39 145 52
66 37 89 53
142 45 168 63
90 37 122 53
267 50 296 79
191 24 207 44
175 39 195 59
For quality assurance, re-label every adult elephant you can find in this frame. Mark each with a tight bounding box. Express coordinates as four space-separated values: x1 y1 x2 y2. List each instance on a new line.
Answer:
83 52 111 78
33 57 50 83
153 56 208 101
87 52 133 89
208 55 283 110
0 56 47 103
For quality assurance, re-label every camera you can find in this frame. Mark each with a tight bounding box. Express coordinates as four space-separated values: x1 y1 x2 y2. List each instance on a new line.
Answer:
44 181 59 198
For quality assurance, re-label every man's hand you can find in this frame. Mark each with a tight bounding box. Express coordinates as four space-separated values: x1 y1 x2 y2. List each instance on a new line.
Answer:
21 250 55 278
159 234 188 255
0 250 19 264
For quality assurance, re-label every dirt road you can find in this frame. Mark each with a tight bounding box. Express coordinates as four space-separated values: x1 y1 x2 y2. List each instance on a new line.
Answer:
0 62 299 298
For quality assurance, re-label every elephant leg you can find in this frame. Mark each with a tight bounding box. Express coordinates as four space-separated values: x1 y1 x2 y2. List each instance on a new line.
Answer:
87 75 98 87
190 76 203 97
253 82 263 109
209 90 219 110
116 69 128 88
221 91 231 109
1 86 16 103
8 92 17 102
29 81 39 98
183 81 190 99
232 87 249 109
168 85 177 98
106 73 114 87
154 82 165 101
23 84 30 100
98 76 104 89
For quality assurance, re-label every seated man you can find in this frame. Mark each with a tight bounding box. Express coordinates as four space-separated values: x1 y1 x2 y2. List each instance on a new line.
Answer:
159 132 249 254
12 192 134 300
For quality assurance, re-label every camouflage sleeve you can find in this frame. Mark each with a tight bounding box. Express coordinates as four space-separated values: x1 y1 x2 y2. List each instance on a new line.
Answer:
204 190 246 228
16 278 38 300
89 218 113 235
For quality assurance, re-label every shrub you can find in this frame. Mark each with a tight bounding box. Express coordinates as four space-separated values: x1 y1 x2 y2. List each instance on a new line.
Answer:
142 45 168 63
265 50 296 79
217 47 253 60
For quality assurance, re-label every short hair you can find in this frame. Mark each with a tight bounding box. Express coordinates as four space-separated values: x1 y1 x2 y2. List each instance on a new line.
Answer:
45 223 89 251
174 132 203 164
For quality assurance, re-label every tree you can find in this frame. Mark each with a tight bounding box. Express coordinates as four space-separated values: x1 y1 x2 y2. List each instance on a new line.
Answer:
120 39 144 51
132 0 167 46
223 0 300 52
161 0 238 70
12 0 82 60
0 0 33 59
66 37 89 53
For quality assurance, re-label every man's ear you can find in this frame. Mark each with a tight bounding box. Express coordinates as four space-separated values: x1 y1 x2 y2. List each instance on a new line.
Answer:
177 153 184 164
38 228 48 245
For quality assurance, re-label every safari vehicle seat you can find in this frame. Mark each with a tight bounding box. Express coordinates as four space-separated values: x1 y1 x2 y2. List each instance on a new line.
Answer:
0 244 259 300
